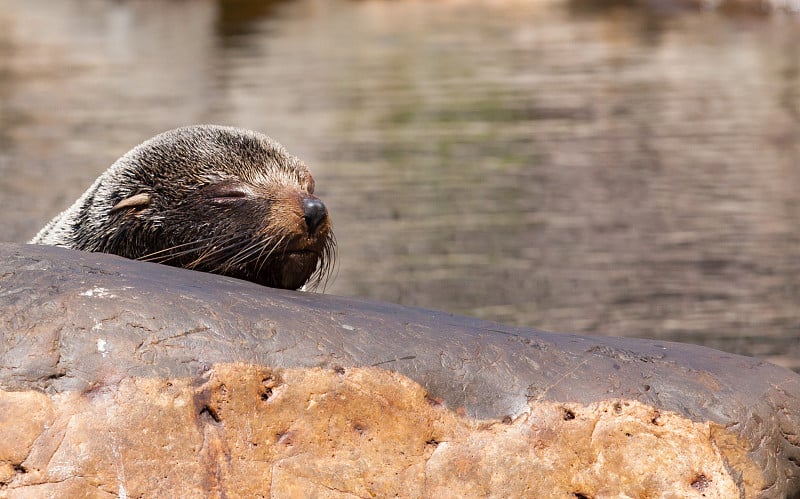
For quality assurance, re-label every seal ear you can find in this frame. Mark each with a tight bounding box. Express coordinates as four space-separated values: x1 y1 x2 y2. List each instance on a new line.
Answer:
110 192 152 214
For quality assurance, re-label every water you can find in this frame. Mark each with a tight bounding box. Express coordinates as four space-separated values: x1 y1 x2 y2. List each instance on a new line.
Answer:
1 0 798 371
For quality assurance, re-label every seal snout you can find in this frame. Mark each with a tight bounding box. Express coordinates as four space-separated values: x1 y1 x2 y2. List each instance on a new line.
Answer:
302 196 328 234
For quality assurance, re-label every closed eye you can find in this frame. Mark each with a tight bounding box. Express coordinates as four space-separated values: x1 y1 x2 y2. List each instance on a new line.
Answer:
203 181 253 205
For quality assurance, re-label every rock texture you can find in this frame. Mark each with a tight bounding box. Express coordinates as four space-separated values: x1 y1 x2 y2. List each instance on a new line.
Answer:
626 0 800 14
0 243 798 498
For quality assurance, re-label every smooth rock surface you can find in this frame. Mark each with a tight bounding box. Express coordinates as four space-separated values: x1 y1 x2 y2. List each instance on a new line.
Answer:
0 243 798 498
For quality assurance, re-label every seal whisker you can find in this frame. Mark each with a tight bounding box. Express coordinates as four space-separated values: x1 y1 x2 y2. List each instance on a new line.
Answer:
301 233 337 292
253 236 277 273
245 235 288 278
186 234 252 270
138 235 225 263
303 242 336 293
213 233 277 274
213 236 269 273
225 235 280 270
321 236 339 290
239 235 284 278
143 233 249 266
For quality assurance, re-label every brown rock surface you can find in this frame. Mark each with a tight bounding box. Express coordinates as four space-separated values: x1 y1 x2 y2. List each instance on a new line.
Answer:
0 243 798 497
0 365 761 498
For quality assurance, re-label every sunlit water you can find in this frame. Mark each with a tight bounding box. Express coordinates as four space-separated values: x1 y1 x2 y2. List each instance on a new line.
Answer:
1 0 798 371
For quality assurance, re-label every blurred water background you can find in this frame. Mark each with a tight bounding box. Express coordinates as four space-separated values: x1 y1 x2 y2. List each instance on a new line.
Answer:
1 0 798 371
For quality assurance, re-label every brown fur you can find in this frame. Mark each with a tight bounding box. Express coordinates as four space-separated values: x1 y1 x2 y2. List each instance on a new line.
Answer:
31 125 335 290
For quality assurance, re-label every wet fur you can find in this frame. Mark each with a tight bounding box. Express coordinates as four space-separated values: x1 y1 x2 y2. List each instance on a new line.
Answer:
31 125 335 290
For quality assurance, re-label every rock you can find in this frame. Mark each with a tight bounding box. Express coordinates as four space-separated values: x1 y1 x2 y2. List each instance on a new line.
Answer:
0 242 798 498
575 0 800 14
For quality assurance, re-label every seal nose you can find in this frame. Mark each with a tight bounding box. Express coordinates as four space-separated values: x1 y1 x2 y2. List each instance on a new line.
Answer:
303 196 327 234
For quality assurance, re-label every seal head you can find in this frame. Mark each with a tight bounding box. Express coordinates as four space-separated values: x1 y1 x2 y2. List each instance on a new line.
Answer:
31 125 335 290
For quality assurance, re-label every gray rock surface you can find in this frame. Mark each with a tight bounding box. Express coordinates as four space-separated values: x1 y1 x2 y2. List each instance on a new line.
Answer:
0 243 798 497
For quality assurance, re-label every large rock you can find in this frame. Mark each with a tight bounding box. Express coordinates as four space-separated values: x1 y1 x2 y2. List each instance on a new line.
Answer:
0 242 798 498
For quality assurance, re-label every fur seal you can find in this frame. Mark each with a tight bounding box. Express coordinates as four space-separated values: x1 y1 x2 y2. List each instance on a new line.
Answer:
31 125 335 290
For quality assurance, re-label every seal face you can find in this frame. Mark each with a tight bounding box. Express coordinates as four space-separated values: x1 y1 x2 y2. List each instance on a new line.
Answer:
31 125 335 290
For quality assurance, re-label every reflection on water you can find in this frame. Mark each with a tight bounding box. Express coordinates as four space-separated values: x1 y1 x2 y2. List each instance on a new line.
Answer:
0 0 798 370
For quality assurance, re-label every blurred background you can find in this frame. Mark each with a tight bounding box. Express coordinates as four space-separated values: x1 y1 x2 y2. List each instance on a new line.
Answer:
1 0 798 371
